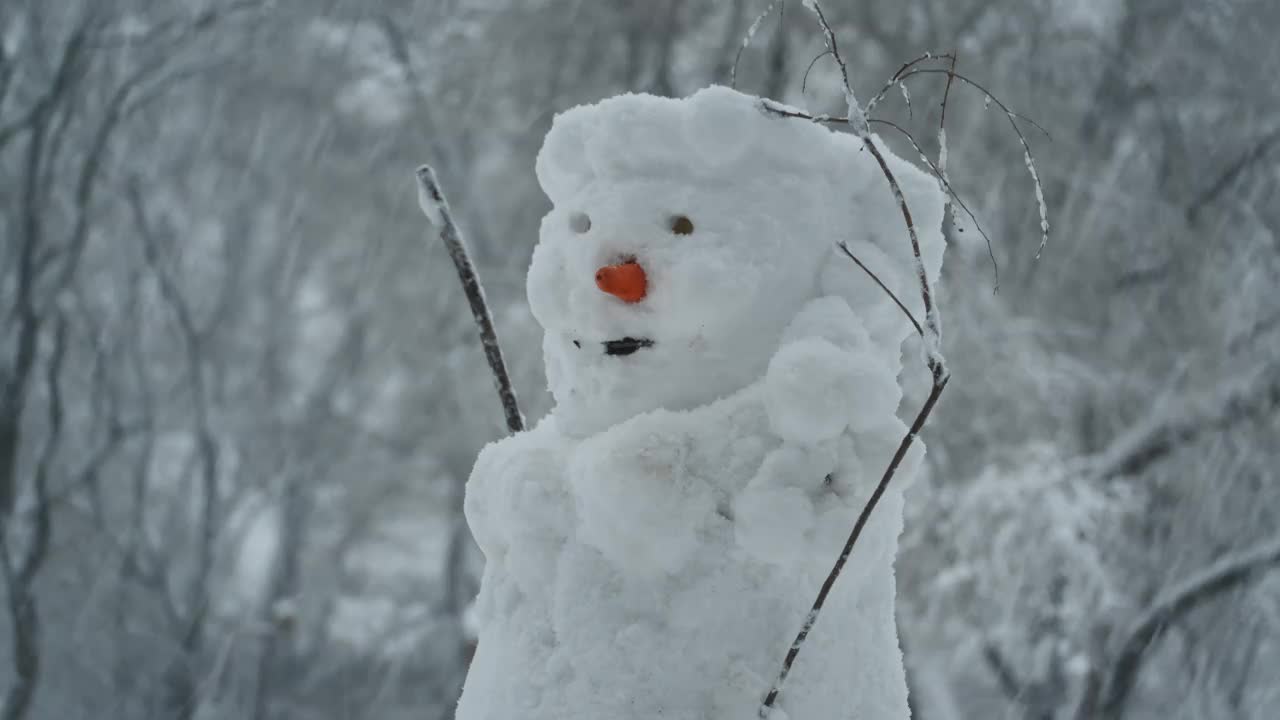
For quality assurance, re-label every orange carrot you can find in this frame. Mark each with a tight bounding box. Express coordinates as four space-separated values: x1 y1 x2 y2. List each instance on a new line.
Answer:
595 262 647 303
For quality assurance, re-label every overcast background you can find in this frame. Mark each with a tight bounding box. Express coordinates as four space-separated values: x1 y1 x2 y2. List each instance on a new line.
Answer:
2 0 1278 718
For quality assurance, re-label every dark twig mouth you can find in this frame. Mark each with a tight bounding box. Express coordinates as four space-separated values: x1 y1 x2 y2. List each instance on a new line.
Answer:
602 337 654 356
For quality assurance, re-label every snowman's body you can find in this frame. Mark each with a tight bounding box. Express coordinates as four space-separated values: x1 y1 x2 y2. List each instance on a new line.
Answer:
456 86 945 720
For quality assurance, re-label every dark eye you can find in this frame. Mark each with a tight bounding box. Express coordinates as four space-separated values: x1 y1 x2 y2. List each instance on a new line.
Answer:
669 215 694 235
569 212 591 234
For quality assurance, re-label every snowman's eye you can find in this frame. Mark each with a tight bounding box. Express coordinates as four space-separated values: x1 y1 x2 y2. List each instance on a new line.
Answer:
669 215 694 235
569 212 591 234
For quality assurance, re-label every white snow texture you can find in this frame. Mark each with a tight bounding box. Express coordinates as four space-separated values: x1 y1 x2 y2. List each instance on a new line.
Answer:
456 85 946 720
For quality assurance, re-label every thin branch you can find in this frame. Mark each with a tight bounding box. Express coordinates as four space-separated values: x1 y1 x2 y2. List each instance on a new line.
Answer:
836 241 922 338
939 52 957 130
864 51 955 116
934 53 995 291
873 68 1051 142
894 68 1050 257
863 136 943 358
712 0 748 82
731 1 783 90
0 526 38 720
49 60 177 296
869 118 999 292
0 39 13 112
128 178 220 661
415 165 524 434
17 313 65 584
0 310 65 720
800 50 833 93
0 22 91 152
1 96 51 530
18 422 135 522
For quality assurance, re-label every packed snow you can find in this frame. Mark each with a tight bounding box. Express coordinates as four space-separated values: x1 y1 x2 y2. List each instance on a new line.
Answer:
456 85 946 719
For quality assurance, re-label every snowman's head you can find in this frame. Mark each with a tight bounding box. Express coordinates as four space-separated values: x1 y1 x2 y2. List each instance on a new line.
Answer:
529 86 944 437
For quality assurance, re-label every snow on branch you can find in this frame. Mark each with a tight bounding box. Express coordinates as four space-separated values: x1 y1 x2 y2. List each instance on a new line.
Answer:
415 165 525 435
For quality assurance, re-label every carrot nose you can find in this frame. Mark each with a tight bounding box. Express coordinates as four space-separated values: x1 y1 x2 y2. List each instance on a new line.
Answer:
595 261 647 303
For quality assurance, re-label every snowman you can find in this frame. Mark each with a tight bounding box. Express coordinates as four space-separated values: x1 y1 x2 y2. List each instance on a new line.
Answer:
455 85 945 719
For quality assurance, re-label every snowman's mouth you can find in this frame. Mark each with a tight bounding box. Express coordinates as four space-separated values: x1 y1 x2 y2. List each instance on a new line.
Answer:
602 337 654 356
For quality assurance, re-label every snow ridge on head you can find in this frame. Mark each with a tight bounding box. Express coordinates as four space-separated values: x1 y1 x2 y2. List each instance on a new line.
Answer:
537 85 875 204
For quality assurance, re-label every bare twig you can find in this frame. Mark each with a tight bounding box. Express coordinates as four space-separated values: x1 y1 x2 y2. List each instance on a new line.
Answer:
800 50 833 93
940 53 957 130
893 68 1054 141
894 67 1050 257
129 179 221 680
713 0 749 82
0 312 65 720
836 241 922 338
731 1 783 90
869 118 999 291
865 51 955 116
415 165 524 434
16 314 65 585
863 137 944 357
0 23 91 152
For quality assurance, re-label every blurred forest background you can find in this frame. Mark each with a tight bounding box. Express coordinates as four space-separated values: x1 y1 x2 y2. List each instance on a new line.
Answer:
2 0 1278 718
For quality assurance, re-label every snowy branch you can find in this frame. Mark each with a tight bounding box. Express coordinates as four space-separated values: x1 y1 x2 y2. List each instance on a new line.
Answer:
1089 366 1280 480
1077 536 1280 719
415 165 525 434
